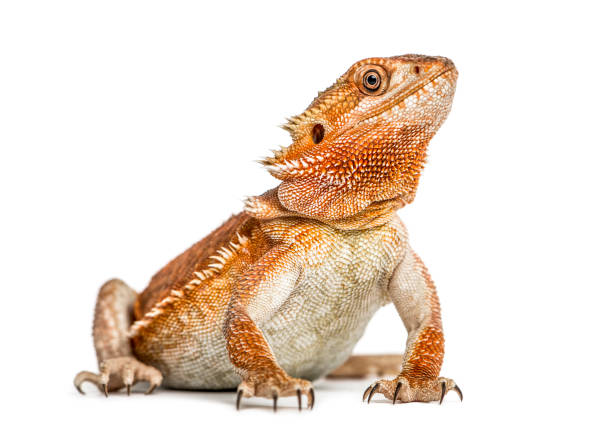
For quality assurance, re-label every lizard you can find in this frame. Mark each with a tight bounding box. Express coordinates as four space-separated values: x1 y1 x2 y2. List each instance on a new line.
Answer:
74 53 461 410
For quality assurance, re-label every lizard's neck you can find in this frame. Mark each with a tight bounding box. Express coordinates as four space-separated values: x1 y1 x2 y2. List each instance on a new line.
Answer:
244 187 411 230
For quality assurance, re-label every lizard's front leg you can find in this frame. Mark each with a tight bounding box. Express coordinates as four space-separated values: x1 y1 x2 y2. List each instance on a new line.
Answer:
364 250 462 404
224 246 314 411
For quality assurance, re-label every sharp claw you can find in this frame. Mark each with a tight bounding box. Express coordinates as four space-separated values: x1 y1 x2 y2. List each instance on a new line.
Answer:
126 384 131 396
439 381 446 405
392 381 402 405
236 389 243 411
74 371 102 396
452 384 463 402
362 386 372 402
145 384 157 395
103 383 109 398
296 389 302 411
367 383 379 404
272 391 278 412
309 388 315 410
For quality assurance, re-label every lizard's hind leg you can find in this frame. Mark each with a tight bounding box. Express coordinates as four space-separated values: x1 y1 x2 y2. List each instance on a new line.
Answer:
74 279 162 396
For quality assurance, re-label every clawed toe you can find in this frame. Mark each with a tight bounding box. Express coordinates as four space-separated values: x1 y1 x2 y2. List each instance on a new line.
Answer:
453 384 463 401
363 376 463 404
236 386 314 412
73 357 162 396
439 381 446 404
439 377 463 404
235 377 314 412
292 387 315 411
74 371 101 395
307 388 315 409
293 388 314 411
392 381 402 404
362 382 379 403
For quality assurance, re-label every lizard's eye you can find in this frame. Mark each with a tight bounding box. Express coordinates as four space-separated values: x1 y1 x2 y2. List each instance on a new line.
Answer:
364 70 381 90
355 65 388 95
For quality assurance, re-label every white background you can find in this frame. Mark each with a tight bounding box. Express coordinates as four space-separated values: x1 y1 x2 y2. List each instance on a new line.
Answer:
1 1 610 432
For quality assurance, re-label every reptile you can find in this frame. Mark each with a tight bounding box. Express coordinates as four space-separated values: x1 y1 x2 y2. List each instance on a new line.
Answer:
74 53 461 410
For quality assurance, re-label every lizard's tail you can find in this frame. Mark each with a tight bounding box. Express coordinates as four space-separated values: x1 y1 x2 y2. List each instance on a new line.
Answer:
326 354 403 379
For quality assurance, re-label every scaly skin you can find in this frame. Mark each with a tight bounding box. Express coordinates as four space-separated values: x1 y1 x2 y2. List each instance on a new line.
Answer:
74 54 461 410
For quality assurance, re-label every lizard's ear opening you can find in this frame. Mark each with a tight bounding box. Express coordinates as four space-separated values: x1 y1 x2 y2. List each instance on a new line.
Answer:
312 124 325 144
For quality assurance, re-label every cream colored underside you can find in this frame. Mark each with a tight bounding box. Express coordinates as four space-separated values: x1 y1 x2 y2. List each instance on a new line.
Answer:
157 216 408 390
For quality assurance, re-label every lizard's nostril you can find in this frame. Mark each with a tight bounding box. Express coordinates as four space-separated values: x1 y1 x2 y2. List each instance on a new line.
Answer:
413 66 421 75
312 124 325 144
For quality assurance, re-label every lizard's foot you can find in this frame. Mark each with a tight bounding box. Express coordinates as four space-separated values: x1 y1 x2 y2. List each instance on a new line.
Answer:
74 356 163 396
236 372 314 412
363 376 462 404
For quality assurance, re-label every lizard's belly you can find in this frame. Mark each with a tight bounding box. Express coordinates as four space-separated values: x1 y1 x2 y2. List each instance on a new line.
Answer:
262 255 392 380
154 219 403 389
159 268 391 389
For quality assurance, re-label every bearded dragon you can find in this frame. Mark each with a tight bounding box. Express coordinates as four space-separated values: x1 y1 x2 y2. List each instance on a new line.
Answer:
74 53 461 410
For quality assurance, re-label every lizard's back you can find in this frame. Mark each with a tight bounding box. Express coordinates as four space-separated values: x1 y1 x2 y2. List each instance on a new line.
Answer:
133 212 250 319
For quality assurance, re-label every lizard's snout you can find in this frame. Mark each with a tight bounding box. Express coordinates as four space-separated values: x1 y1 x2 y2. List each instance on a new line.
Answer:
395 54 457 75
434 56 455 71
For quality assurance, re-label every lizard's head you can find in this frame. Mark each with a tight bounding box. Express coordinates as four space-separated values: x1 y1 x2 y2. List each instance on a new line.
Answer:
262 54 458 220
